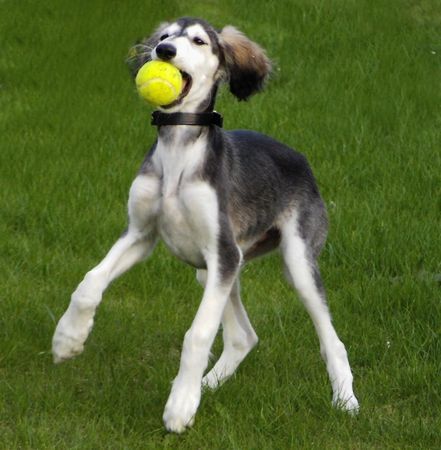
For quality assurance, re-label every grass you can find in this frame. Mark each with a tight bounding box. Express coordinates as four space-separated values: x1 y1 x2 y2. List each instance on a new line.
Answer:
1 0 440 448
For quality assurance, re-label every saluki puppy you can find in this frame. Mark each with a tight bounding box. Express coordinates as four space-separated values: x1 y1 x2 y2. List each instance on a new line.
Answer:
52 17 359 433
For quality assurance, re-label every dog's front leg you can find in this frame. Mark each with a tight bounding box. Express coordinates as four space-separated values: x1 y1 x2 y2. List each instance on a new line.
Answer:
52 173 160 363
52 230 157 362
163 256 240 433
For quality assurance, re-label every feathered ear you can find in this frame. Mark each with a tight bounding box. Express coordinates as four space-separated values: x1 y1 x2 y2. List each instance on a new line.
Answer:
219 26 271 101
126 22 170 78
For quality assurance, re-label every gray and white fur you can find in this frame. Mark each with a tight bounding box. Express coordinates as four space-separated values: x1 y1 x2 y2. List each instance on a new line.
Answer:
52 17 359 433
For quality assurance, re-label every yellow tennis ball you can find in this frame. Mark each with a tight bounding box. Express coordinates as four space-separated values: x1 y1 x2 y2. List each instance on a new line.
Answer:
135 61 183 106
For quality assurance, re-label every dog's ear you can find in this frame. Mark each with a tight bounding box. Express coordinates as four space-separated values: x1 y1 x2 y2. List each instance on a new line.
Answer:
126 22 170 78
219 26 271 101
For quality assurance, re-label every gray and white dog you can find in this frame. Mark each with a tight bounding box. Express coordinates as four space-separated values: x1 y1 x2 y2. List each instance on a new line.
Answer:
52 17 359 433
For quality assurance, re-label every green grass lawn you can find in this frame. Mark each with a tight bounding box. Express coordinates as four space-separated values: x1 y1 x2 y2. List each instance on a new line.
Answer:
1 0 440 448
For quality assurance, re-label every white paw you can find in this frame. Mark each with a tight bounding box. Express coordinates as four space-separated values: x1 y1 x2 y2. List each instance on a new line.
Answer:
202 344 254 390
52 312 93 363
333 392 360 415
202 360 232 389
202 370 222 390
163 382 201 433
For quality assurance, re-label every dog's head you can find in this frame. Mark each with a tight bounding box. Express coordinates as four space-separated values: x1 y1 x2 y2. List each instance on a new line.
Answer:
127 17 271 112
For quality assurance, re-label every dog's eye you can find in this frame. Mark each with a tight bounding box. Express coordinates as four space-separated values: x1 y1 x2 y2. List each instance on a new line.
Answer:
193 37 206 46
160 34 169 41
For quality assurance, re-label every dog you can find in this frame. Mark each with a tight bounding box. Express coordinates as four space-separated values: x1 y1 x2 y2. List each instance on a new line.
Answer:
52 17 359 433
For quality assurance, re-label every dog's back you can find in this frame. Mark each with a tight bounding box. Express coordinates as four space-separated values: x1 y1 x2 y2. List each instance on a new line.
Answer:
203 128 328 260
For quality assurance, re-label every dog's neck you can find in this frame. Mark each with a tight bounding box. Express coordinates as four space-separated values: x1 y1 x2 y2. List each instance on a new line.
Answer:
156 123 205 145
153 84 222 142
152 111 223 127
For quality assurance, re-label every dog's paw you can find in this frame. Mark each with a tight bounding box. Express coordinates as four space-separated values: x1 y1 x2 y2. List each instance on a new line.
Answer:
52 313 93 363
332 393 360 415
202 370 221 390
163 382 201 433
202 338 257 390
202 364 231 390
52 333 85 363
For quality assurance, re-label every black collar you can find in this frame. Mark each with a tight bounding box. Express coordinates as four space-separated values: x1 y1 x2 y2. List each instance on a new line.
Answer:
151 111 223 128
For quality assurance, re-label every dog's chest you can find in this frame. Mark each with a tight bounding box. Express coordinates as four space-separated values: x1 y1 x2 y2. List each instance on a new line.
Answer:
151 133 218 267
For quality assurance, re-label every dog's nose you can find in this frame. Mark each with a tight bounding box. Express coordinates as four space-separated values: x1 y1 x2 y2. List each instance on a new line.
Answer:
155 43 177 61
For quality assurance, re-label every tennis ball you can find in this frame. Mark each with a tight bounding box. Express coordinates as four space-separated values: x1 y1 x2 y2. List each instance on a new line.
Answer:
135 61 183 106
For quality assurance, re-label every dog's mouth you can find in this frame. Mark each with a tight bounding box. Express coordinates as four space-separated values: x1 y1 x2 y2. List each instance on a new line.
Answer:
161 71 192 108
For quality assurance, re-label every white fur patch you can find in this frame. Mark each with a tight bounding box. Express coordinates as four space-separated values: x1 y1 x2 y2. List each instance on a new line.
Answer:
150 130 219 266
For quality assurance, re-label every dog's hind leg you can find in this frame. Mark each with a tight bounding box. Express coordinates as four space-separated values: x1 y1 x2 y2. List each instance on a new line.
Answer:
199 274 258 389
52 174 160 363
280 215 359 413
